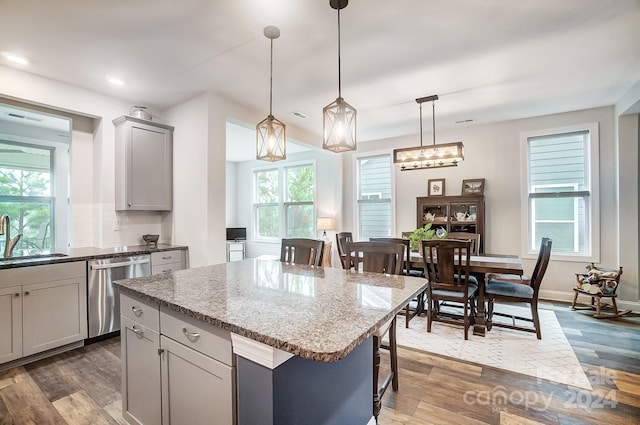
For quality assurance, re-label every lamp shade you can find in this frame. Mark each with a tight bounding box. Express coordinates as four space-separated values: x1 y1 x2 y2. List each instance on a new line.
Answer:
317 217 334 231
393 141 464 170
323 97 357 152
256 115 286 161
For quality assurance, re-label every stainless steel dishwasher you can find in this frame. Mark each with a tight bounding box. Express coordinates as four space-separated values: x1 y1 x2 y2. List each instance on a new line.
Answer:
88 255 151 338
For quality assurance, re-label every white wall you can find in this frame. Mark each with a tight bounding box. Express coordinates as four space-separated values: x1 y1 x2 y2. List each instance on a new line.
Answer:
341 106 639 308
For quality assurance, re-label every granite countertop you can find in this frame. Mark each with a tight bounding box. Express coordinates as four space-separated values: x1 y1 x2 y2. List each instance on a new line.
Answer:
0 244 188 270
114 258 428 363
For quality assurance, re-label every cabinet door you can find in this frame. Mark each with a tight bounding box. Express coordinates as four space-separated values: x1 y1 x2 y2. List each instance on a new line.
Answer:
161 336 235 425
127 123 172 210
0 286 22 364
22 277 87 356
121 316 161 425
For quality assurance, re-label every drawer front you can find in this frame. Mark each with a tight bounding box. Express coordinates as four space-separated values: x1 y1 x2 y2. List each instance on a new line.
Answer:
160 306 232 366
151 250 185 266
121 293 160 332
151 262 183 276
0 261 86 286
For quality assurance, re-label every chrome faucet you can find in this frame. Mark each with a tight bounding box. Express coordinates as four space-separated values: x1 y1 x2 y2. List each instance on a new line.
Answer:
0 214 22 258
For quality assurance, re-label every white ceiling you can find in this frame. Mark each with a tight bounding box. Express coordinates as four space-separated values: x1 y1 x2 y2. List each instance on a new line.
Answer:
1 0 639 151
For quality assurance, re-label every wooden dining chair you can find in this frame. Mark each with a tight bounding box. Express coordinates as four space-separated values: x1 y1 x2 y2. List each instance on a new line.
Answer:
370 237 425 328
421 239 477 340
485 238 552 339
279 238 325 266
345 241 404 422
335 232 353 269
445 232 480 255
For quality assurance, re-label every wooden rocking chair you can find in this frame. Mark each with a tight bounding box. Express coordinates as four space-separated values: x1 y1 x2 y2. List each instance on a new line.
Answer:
571 263 630 319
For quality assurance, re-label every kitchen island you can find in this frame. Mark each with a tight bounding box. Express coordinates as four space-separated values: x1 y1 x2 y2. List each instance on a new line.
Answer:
114 258 428 425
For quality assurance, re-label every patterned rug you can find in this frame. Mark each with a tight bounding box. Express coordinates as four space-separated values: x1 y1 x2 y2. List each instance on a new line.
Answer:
393 305 592 390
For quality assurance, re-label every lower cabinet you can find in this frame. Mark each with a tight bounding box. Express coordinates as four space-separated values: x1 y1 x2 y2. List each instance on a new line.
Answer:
0 262 87 365
120 292 235 425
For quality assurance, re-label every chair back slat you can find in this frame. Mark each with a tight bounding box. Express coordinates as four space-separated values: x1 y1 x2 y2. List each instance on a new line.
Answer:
445 232 480 255
346 241 404 276
280 238 325 266
369 238 410 275
421 239 471 291
531 238 552 294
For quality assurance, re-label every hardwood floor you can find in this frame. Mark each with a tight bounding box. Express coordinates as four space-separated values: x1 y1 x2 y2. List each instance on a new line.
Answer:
1 302 639 424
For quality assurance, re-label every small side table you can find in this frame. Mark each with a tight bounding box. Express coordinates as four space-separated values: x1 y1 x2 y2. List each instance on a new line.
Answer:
227 240 246 262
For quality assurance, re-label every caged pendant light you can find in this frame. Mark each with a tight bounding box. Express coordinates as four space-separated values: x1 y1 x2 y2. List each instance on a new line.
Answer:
322 0 357 153
257 26 286 162
393 95 464 170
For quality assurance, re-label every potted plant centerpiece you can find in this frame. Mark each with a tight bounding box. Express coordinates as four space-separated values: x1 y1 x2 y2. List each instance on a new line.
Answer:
406 223 447 251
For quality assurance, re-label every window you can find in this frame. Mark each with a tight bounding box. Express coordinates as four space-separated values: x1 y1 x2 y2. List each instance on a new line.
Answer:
357 154 393 240
522 124 599 259
0 141 55 254
253 162 315 240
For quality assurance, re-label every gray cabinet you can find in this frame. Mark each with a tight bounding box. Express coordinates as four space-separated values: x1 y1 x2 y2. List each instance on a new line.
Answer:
0 261 87 365
226 241 245 262
114 116 174 211
151 250 186 275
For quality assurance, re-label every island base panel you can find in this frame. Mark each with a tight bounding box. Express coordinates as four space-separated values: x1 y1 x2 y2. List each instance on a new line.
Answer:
237 337 373 425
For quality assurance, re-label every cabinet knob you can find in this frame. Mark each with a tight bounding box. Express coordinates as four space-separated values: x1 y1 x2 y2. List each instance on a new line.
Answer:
131 325 144 337
24 291 29 296
131 306 143 316
14 292 20 297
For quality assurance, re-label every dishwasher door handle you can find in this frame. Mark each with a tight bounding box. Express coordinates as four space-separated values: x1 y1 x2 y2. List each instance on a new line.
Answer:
90 258 151 270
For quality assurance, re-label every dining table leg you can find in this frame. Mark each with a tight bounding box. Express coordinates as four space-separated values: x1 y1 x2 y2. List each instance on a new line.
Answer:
473 272 487 337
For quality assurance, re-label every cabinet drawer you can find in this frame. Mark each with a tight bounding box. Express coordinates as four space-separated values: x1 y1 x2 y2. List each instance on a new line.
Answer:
0 261 86 286
151 262 183 276
121 293 160 332
151 250 185 266
160 306 233 366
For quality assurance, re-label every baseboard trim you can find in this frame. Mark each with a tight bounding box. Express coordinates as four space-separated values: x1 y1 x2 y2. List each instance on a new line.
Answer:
0 340 84 372
539 289 640 312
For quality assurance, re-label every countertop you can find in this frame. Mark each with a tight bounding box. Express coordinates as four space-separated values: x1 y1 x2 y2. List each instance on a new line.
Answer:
114 258 428 363
0 244 188 270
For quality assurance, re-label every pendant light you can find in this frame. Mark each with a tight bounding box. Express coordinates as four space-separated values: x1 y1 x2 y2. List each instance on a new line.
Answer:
393 95 464 170
257 26 286 161
322 0 357 153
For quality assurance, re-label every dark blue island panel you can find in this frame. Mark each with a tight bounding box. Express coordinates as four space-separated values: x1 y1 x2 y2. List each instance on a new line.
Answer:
237 337 373 425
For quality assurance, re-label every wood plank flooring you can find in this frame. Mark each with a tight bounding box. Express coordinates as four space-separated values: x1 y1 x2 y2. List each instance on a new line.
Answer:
0 302 639 424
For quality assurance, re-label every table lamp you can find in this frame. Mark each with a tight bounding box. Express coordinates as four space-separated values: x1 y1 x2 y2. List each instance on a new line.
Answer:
317 217 334 237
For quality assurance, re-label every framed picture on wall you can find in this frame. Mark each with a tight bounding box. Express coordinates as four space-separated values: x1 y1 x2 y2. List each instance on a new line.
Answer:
428 178 445 197
461 178 485 196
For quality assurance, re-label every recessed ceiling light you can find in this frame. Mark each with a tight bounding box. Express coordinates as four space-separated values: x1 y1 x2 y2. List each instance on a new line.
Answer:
107 76 124 86
291 111 308 119
3 53 28 65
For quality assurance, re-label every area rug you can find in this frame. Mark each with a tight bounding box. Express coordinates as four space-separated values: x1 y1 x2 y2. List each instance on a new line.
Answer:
394 305 592 390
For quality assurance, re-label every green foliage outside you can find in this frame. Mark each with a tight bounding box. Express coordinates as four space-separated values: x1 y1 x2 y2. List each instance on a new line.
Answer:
0 168 52 252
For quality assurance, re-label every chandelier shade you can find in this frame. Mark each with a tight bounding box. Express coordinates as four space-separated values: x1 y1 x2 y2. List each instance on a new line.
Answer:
257 26 286 162
393 94 464 170
322 0 357 153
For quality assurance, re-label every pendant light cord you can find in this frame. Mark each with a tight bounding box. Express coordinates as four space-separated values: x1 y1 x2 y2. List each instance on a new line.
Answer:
337 6 342 98
432 99 436 146
419 102 423 147
269 37 274 115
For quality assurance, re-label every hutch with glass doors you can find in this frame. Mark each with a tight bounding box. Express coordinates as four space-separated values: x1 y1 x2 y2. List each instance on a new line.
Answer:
416 195 485 253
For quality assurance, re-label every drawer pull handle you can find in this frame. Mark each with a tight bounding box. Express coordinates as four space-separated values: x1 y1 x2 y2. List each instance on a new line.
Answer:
182 328 200 341
14 292 20 297
162 269 171 273
24 291 30 296
131 325 144 337
161 256 172 260
131 306 144 316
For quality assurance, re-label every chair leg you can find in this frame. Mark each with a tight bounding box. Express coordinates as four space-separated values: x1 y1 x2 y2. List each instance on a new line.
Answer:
463 300 469 340
427 293 433 333
595 297 602 317
404 303 410 328
486 297 494 331
571 291 579 309
390 318 398 391
531 300 541 340
611 296 619 314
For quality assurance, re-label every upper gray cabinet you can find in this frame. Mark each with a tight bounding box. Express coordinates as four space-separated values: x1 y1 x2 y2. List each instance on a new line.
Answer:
114 116 174 211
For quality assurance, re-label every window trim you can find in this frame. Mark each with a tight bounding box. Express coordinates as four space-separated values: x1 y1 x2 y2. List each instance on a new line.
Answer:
353 150 396 241
252 159 317 242
520 122 600 262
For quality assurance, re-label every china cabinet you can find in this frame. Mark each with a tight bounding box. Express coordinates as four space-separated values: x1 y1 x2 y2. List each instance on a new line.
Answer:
416 195 485 253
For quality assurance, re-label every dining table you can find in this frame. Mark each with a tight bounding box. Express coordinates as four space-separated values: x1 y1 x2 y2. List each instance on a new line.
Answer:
408 252 524 336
